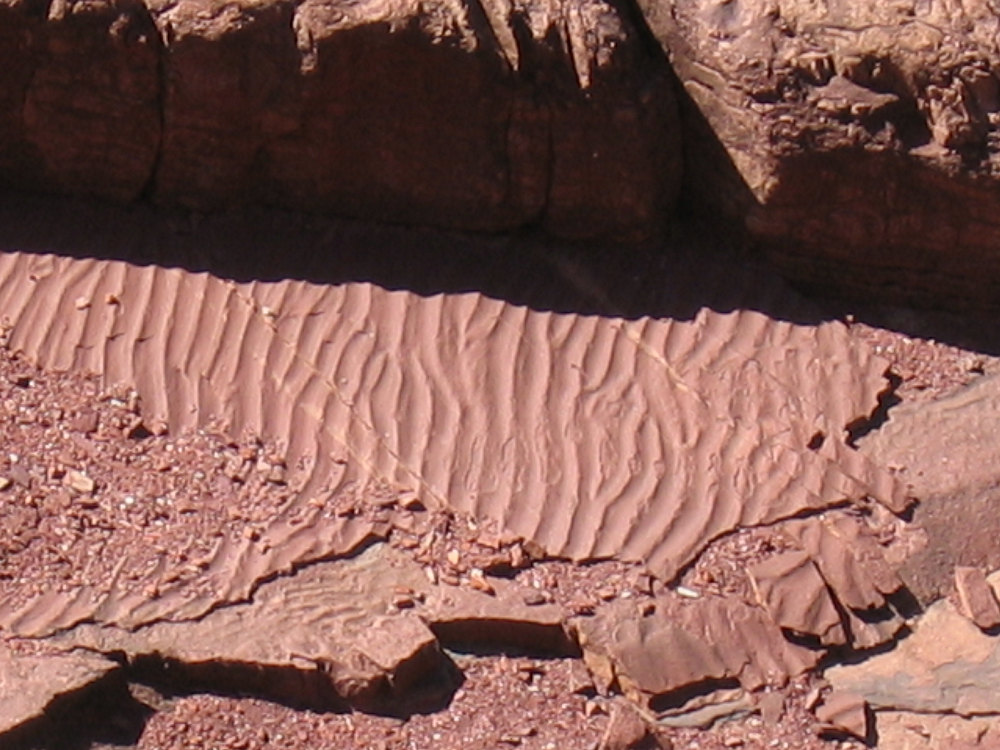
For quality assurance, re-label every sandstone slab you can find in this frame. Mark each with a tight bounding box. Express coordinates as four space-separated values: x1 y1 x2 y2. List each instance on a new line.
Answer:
641 0 1000 309
573 592 819 711
827 571 1000 716
860 374 1000 602
52 542 571 711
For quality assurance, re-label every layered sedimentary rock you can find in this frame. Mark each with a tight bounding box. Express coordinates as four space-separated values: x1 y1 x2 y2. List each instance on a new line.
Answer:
0 201 905 635
641 0 1000 308
0 0 678 240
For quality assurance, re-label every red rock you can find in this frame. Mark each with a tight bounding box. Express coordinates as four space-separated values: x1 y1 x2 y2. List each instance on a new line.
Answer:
955 566 1000 631
0 0 161 201
639 0 1000 310
599 705 666 750
814 691 869 741
0 644 117 736
748 550 845 646
0 0 679 241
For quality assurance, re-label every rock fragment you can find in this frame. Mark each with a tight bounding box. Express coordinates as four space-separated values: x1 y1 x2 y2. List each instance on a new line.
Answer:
599 705 668 750
814 691 869 741
748 550 845 646
573 593 818 712
954 566 1000 631
827 571 1000 715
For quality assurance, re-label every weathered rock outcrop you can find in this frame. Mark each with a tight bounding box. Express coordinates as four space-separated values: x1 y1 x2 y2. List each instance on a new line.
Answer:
0 0 679 240
641 1 1000 308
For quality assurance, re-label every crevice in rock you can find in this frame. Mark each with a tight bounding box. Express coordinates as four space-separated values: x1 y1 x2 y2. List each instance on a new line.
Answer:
138 0 168 204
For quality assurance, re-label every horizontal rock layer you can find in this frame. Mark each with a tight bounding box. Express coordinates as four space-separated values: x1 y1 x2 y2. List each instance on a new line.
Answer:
0 198 903 635
0 0 679 241
643 0 1000 309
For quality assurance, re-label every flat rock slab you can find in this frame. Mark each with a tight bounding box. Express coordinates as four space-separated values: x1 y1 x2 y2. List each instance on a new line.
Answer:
573 591 819 710
827 571 1000 716
52 543 568 711
0 201 904 637
0 643 117 736
876 711 1000 750
860 374 1000 602
641 0 1000 309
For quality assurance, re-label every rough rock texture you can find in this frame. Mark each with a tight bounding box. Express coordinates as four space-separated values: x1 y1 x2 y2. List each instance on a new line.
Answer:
573 591 819 710
50 542 576 711
876 711 1000 750
814 692 869 742
826 571 1000 717
0 0 679 240
859 374 1000 603
641 0 1000 309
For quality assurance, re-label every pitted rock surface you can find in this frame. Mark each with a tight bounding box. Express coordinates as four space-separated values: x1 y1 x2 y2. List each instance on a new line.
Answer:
641 0 1000 309
860 374 1000 603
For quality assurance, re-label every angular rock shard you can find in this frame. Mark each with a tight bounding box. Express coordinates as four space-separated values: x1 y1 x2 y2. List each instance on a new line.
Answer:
954 566 1000 631
748 550 845 646
641 0 1000 309
814 691 869 741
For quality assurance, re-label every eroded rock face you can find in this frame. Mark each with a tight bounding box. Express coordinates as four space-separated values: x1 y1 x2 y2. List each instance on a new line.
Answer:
0 0 679 241
641 0 1000 308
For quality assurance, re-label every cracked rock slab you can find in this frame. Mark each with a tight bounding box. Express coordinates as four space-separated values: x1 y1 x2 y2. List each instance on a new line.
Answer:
641 0 1000 309
0 643 117 736
51 543 569 712
860 374 1000 603
826 571 1000 716
572 592 819 711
